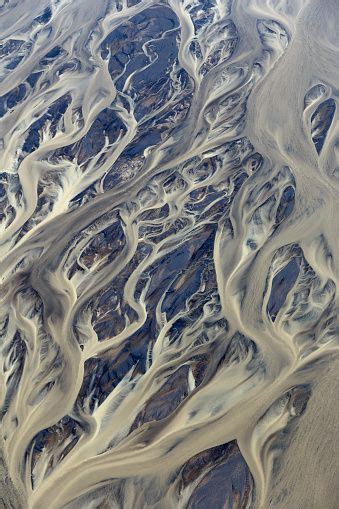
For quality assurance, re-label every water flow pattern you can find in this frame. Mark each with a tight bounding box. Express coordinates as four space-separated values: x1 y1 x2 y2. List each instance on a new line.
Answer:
0 0 338 508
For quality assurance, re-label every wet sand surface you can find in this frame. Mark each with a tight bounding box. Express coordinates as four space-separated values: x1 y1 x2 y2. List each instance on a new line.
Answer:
0 0 338 507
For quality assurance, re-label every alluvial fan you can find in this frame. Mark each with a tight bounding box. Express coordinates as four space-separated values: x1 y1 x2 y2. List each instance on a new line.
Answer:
0 0 338 508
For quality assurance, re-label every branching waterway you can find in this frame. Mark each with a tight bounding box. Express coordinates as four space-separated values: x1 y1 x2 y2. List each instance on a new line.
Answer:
0 0 338 507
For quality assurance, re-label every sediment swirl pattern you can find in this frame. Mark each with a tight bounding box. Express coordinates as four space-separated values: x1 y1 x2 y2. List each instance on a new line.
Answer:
0 0 338 507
